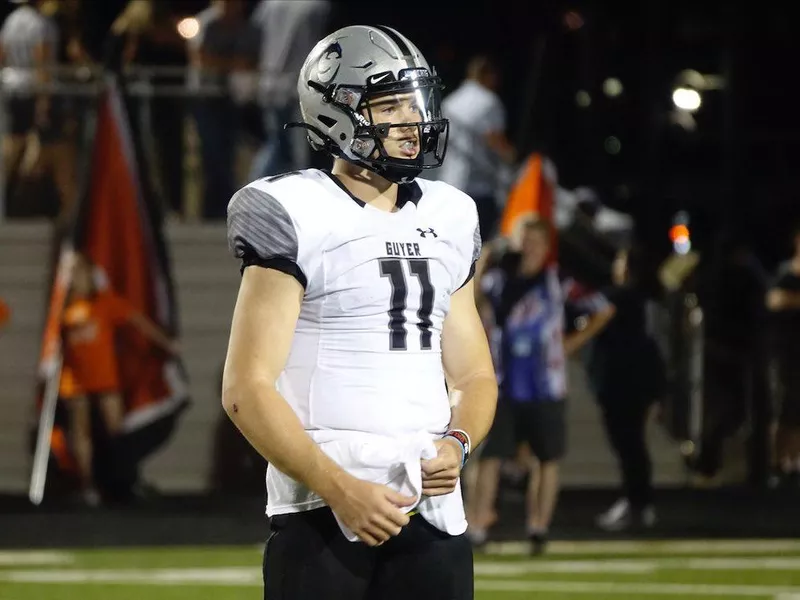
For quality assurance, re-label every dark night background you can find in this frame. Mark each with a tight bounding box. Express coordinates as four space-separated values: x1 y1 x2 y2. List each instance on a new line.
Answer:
5 0 794 267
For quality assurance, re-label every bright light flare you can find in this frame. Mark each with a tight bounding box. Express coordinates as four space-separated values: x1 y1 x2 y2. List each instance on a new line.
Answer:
672 87 702 111
177 17 200 40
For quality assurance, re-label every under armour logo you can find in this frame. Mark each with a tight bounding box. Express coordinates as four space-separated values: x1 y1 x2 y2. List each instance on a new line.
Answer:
417 227 437 238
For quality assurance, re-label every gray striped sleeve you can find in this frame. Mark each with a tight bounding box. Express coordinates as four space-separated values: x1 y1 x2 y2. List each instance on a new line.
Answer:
457 210 482 290
227 186 306 286
472 220 482 264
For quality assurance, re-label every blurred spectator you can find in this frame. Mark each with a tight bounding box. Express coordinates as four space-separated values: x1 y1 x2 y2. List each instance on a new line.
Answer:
248 0 330 180
110 0 187 219
467 218 613 554
57 0 92 65
185 1 222 93
0 0 77 221
692 229 769 485
589 247 665 531
60 253 177 506
194 0 260 219
766 224 800 486
435 55 516 242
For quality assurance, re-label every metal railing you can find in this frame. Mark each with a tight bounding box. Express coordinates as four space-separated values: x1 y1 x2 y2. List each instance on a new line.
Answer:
0 64 268 222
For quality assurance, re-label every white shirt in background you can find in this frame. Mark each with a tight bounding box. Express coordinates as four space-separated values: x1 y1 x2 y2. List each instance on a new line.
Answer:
251 0 330 107
0 5 58 95
436 80 506 199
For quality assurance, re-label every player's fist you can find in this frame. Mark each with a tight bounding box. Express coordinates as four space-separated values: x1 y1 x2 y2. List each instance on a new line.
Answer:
420 437 462 497
327 476 415 547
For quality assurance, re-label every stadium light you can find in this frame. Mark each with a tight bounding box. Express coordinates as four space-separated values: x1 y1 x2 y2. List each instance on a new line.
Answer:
672 87 702 112
602 77 623 98
177 17 200 40
575 90 591 108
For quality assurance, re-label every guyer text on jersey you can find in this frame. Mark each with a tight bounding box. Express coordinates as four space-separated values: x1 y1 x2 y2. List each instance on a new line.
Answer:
385 241 422 257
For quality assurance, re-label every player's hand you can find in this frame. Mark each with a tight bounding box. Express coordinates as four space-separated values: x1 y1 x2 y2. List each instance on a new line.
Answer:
420 437 462 497
326 475 416 547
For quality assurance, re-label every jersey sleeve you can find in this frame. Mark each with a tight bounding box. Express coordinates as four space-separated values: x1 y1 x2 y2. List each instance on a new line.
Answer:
226 185 308 288
457 201 482 290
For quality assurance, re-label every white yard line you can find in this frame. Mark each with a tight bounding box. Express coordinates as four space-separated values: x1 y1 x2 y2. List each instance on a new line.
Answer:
484 539 800 556
3 566 800 597
475 560 657 575
476 579 800 597
476 556 800 576
0 567 262 586
0 551 75 566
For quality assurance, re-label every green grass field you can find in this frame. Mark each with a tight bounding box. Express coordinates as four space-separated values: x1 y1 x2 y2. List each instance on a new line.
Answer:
3 540 800 599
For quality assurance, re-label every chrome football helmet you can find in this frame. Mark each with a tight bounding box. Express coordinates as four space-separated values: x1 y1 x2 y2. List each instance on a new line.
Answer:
293 25 449 184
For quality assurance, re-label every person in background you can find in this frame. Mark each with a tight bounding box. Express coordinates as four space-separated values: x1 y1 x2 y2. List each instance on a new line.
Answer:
185 1 223 91
435 55 516 243
691 229 768 485
766 224 800 486
0 0 77 222
589 247 665 531
248 0 330 180
194 0 260 219
61 253 178 506
109 0 187 219
468 218 614 554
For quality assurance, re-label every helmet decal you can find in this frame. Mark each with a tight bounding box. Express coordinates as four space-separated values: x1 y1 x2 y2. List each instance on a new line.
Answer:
316 41 343 84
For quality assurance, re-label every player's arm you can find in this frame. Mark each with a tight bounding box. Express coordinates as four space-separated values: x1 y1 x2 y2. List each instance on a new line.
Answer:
222 267 352 500
442 280 498 447
421 280 498 497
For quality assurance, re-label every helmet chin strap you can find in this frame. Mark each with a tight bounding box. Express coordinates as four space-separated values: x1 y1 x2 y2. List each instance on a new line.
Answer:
284 123 422 184
285 122 421 184
370 163 422 184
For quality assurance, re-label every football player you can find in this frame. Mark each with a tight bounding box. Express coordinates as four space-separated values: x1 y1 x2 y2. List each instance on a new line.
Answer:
223 25 497 600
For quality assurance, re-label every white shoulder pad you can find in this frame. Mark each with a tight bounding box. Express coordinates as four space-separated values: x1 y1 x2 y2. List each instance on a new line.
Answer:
226 170 328 286
419 179 482 288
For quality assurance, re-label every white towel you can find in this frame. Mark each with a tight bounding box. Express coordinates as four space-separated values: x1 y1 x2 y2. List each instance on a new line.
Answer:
308 430 468 542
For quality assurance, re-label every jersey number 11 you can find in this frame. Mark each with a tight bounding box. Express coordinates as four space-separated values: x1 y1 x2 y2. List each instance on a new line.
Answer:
379 258 434 351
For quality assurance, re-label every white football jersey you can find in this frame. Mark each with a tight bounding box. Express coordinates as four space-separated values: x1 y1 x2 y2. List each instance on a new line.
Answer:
227 168 481 513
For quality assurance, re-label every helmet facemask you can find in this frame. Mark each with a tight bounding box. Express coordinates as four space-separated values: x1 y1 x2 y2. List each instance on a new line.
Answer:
306 67 449 184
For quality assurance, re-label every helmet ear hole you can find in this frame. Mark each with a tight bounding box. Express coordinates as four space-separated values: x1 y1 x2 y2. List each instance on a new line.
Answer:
318 115 337 128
